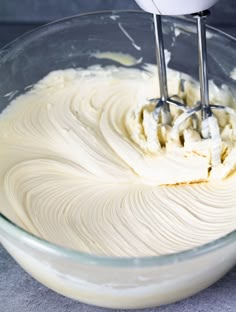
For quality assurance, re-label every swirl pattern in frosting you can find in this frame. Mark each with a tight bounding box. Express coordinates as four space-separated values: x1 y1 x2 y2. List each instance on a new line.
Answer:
0 65 236 257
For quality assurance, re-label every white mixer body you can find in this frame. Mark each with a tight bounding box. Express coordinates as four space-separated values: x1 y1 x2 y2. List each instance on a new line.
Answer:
135 0 219 15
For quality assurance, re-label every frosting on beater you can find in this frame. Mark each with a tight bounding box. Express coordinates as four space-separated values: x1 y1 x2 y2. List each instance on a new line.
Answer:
0 65 236 257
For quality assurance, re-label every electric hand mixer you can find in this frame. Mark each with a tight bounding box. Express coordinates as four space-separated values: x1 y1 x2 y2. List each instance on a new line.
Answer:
135 0 235 166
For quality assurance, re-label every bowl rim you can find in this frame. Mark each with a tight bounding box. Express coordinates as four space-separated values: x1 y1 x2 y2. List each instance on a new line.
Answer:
0 10 236 268
1 212 236 267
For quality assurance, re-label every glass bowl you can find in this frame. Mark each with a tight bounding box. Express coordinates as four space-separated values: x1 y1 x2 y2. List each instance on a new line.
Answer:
0 11 235 309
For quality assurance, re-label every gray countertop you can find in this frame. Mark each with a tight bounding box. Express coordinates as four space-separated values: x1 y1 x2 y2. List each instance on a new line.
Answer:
0 1 236 311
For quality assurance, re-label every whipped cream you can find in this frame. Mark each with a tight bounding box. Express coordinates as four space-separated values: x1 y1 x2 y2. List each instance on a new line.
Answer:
0 65 235 257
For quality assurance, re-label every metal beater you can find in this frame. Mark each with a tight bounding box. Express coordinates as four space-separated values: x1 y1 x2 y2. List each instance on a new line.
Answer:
135 0 235 166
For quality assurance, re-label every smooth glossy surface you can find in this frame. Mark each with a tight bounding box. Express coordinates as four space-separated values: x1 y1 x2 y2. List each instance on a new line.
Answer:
135 0 219 15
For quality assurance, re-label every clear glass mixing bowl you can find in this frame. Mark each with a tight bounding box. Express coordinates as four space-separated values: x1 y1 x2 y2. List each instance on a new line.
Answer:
0 11 235 309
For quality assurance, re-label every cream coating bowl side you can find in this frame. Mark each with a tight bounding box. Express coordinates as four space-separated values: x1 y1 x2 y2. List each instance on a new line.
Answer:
0 11 236 309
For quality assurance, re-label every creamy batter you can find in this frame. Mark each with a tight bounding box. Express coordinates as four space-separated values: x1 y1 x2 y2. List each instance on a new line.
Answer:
0 64 236 257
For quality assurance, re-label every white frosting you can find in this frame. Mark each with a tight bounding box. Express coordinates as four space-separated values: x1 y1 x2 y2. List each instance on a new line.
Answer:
92 52 143 67
0 65 236 257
